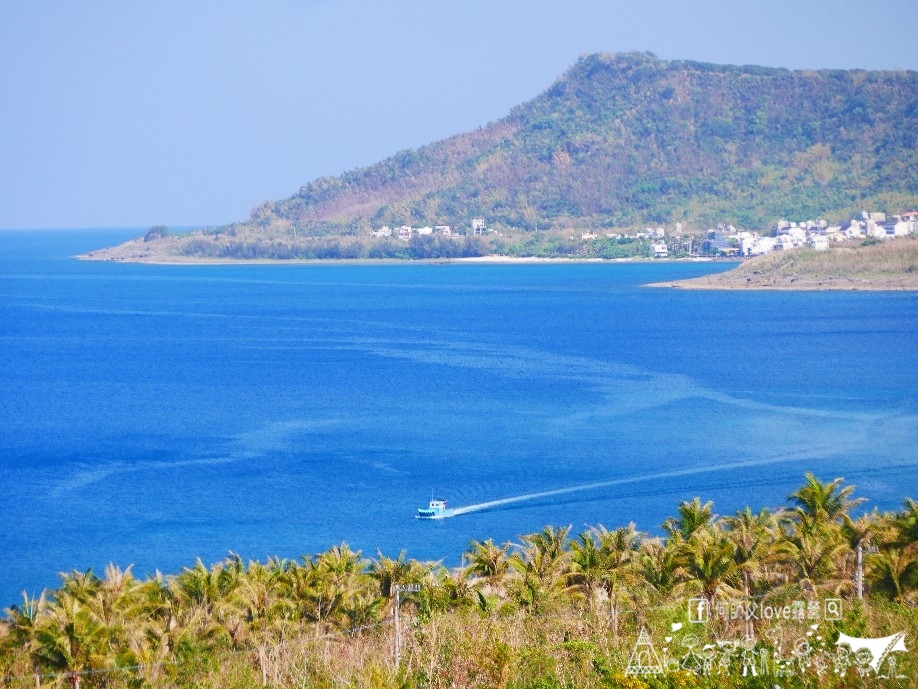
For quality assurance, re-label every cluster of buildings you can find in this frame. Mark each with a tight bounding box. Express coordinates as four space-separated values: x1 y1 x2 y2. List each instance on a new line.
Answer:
719 211 917 257
372 218 495 241
370 210 917 257
372 224 454 240
581 225 675 257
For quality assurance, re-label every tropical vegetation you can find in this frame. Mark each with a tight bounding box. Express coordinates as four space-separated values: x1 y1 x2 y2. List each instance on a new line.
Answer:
1 474 916 687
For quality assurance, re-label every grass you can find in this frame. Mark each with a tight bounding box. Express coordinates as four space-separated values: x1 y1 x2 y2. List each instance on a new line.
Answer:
738 236 918 279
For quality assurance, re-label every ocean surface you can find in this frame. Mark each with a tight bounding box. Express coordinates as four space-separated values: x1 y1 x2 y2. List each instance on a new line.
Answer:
1 229 916 605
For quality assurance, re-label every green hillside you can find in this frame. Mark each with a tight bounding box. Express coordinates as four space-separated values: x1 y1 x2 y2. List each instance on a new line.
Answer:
92 52 917 261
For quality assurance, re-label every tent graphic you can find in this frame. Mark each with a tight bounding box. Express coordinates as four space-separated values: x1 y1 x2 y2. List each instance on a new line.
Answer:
837 631 907 674
626 627 665 676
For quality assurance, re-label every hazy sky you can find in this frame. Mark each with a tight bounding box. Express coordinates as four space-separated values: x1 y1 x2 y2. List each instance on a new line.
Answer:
1 0 915 229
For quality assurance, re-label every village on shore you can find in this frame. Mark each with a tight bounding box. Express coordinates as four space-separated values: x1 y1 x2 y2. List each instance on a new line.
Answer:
372 210 918 259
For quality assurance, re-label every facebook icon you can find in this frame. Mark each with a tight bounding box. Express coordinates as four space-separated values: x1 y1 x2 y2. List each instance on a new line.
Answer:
688 598 709 623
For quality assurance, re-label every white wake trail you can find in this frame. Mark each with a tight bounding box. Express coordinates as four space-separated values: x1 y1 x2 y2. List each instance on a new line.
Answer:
444 448 836 518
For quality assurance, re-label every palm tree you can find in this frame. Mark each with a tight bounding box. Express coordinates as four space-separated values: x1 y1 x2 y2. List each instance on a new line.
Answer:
34 590 108 689
841 512 877 598
339 588 384 630
57 569 102 607
634 538 686 603
568 530 603 605
173 557 239 619
893 497 918 547
723 507 780 598
723 507 781 638
154 580 226 686
421 567 475 616
788 473 865 526
237 559 293 638
679 526 743 605
591 524 642 637
3 591 49 684
368 549 432 628
867 548 918 604
225 558 295 686
369 550 422 599
464 538 511 595
127 574 180 686
663 498 716 541
288 556 339 629
172 556 241 650
317 543 369 600
595 523 642 573
778 516 848 595
508 525 572 614
292 544 371 631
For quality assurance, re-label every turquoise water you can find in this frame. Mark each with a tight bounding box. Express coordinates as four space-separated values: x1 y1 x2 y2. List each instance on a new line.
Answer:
1 229 916 604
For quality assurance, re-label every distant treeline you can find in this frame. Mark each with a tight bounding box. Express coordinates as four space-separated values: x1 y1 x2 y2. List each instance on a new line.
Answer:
171 232 670 261
177 234 492 261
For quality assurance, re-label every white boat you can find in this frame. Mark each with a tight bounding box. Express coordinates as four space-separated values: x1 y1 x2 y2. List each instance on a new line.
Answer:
417 498 448 519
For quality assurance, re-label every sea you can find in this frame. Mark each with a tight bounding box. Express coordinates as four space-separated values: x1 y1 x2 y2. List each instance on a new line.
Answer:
1 228 916 606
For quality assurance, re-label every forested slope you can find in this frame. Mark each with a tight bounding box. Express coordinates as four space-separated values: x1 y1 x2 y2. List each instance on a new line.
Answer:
90 52 917 261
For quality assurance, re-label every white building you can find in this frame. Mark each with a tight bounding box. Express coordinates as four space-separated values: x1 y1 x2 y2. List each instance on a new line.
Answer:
808 235 829 251
775 235 798 251
842 221 865 239
752 236 777 255
883 220 912 237
739 235 757 256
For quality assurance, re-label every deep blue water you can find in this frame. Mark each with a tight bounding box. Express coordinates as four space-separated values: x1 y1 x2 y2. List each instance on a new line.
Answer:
1 229 916 605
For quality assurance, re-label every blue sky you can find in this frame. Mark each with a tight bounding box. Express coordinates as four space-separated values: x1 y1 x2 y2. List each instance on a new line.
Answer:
1 0 915 230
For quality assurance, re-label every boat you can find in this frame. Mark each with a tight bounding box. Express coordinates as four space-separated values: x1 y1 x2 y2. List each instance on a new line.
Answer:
417 498 448 519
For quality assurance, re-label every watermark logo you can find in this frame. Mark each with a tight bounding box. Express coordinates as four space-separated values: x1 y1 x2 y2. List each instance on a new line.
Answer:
837 632 908 676
824 598 842 621
624 627 665 676
689 596 842 623
688 598 708 623
627 601 910 681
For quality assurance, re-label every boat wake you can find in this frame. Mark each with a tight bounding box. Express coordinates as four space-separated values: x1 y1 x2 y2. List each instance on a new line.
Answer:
440 448 838 518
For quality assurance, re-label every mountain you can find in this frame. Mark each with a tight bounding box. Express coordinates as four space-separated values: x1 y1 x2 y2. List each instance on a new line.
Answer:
89 52 917 261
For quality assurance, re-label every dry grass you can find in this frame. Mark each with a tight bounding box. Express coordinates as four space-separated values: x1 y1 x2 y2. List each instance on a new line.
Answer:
659 236 918 290
739 236 918 278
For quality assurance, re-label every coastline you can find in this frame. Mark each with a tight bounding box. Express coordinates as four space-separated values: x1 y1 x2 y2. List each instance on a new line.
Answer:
646 277 918 291
75 240 918 291
76 251 918 290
